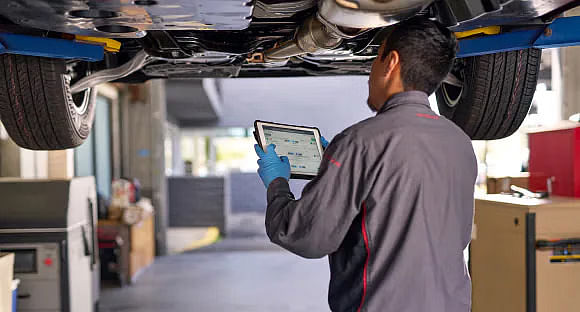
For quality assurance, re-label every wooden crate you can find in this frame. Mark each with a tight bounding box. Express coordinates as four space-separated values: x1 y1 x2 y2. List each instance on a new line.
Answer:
98 214 155 285
129 215 155 280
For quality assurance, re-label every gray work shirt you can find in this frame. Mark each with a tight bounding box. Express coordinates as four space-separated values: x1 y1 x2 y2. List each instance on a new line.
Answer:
266 91 477 312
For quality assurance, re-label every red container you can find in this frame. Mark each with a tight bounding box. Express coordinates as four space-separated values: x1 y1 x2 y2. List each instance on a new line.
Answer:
528 123 580 197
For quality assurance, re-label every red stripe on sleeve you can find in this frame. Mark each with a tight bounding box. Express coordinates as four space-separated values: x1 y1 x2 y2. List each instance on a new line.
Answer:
416 113 440 120
324 154 342 168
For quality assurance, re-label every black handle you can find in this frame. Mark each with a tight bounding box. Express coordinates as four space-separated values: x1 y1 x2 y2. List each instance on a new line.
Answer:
81 226 91 256
18 294 31 299
88 198 97 267
537 238 580 249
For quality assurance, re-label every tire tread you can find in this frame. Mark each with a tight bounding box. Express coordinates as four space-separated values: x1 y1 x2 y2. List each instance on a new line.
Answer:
436 48 541 140
0 55 95 150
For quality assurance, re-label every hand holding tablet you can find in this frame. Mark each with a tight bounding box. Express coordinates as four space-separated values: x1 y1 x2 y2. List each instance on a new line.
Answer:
254 120 324 180
254 144 291 187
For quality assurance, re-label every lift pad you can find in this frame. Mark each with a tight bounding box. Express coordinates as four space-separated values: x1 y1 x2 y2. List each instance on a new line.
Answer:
75 36 121 53
0 32 104 62
455 26 501 39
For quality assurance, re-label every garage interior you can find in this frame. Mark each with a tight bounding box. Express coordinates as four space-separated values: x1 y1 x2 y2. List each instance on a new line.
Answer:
1 18 580 312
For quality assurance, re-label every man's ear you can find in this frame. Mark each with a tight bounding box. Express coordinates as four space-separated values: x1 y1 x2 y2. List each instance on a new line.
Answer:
384 50 400 79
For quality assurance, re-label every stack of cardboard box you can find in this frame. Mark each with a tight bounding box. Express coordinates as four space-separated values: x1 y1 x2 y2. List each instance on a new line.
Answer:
472 124 580 312
486 174 529 194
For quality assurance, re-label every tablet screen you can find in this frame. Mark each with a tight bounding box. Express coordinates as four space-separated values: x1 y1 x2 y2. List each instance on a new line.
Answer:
263 126 322 175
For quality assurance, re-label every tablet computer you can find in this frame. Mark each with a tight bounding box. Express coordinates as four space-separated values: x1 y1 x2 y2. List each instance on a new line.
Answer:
254 120 324 180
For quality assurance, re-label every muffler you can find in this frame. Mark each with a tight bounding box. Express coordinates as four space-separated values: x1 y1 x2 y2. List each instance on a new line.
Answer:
265 16 344 61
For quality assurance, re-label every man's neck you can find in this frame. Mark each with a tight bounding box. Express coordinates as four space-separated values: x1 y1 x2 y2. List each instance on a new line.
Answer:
376 90 405 112
377 90 430 114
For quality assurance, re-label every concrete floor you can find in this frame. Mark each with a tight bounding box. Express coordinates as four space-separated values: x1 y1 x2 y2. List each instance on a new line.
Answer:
102 209 331 311
100 248 330 312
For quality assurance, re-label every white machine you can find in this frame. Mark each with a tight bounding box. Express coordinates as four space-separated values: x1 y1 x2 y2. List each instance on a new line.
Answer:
0 177 99 312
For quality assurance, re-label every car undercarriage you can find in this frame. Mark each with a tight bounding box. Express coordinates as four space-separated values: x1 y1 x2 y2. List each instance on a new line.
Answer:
1 0 576 81
0 0 579 150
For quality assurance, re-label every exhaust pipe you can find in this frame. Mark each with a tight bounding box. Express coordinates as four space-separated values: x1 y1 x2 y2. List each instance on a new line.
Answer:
264 15 343 61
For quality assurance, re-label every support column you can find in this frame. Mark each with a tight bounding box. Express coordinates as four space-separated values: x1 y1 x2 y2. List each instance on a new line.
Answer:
0 135 20 177
150 80 169 256
47 150 75 179
561 8 580 120
121 81 169 256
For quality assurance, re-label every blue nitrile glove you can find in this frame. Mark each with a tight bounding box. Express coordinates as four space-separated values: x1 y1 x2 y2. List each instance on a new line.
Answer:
321 136 329 149
254 144 291 188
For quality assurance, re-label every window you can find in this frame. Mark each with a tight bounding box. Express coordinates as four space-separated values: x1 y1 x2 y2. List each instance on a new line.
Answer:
75 92 114 201
175 128 258 177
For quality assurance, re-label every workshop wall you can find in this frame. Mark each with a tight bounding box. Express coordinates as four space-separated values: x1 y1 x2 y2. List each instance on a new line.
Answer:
182 76 375 139
229 172 308 214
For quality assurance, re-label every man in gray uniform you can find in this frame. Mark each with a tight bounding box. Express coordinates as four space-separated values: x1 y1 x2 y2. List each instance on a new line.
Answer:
254 17 477 312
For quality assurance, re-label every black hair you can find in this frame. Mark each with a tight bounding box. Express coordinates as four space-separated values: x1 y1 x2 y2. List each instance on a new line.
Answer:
380 17 457 95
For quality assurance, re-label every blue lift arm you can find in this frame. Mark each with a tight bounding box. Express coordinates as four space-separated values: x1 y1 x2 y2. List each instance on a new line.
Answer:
0 32 104 62
458 16 580 57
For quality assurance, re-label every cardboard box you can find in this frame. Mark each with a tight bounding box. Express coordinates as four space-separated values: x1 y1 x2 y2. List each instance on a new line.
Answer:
486 174 529 194
129 215 155 281
472 195 580 312
0 253 14 312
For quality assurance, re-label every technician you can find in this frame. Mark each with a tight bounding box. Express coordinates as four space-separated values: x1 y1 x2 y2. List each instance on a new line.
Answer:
254 17 477 312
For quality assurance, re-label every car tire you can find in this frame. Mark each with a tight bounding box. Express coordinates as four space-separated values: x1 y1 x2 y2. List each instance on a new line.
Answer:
0 54 96 150
436 48 541 140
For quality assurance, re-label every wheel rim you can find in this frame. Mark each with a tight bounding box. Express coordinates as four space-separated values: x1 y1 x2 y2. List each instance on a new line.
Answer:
441 59 465 108
67 61 91 115
442 81 463 108
72 90 91 114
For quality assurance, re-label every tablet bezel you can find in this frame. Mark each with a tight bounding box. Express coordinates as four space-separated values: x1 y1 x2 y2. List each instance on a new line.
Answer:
254 120 324 180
